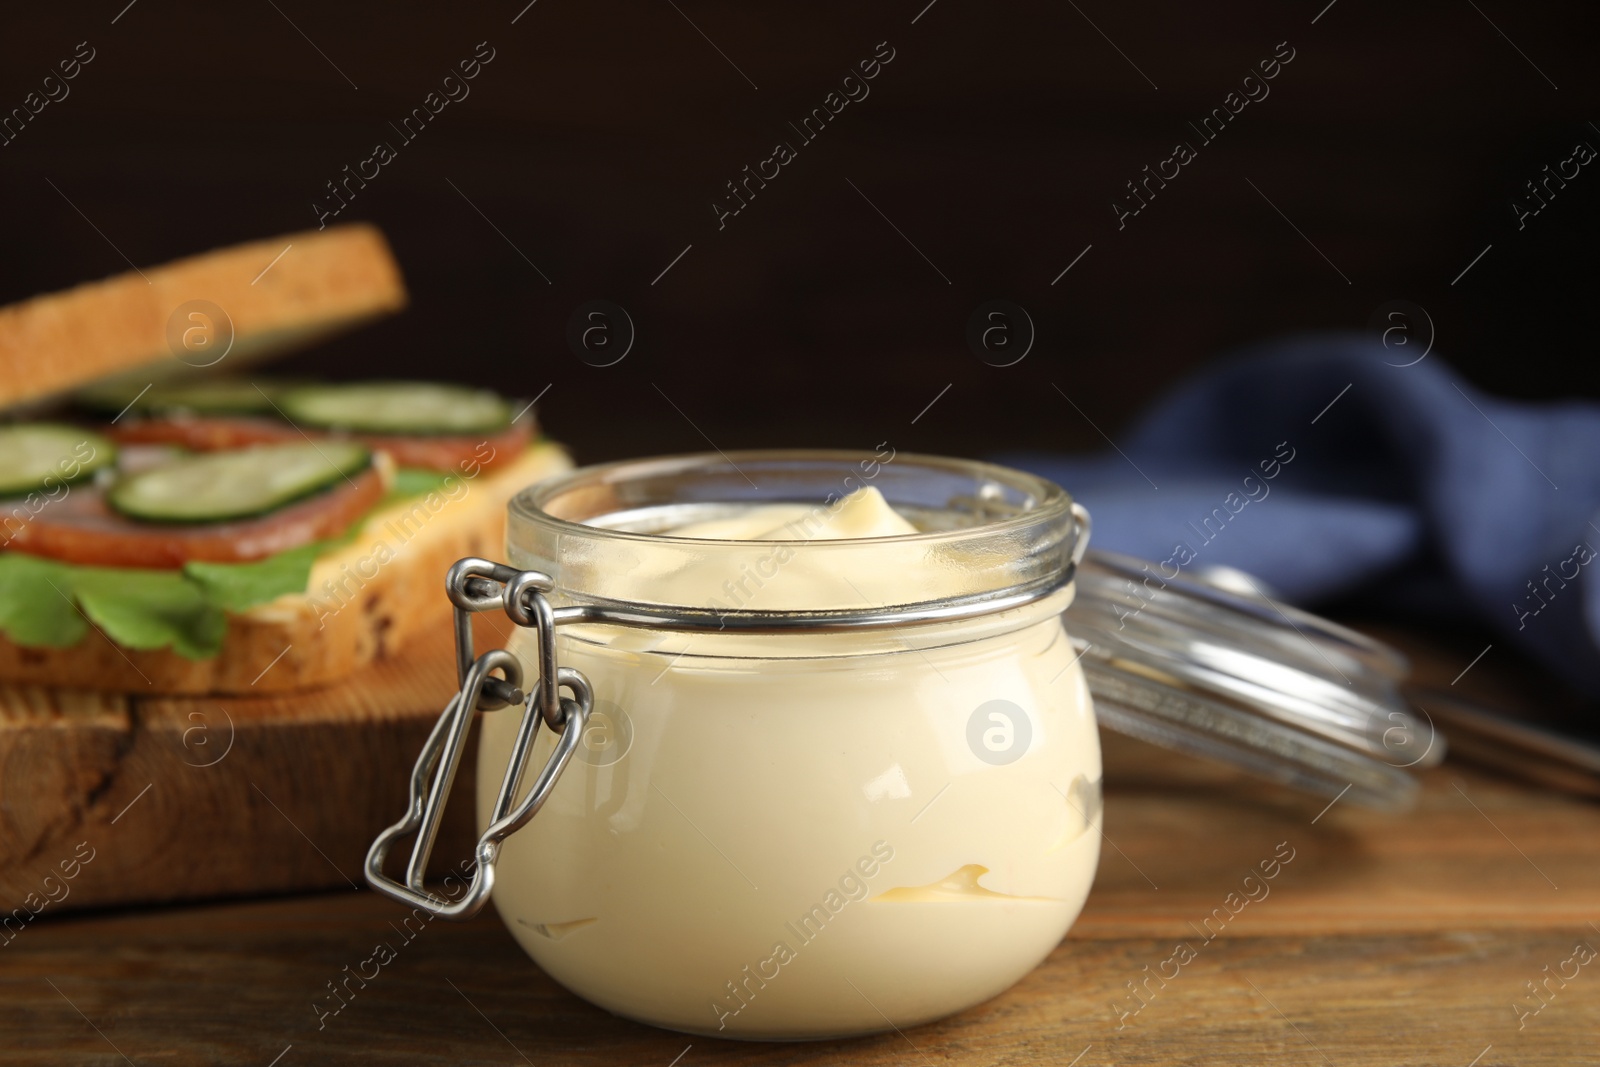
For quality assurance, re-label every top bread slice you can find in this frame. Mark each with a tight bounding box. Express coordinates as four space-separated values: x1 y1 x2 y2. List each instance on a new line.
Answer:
0 224 407 410
0 442 573 694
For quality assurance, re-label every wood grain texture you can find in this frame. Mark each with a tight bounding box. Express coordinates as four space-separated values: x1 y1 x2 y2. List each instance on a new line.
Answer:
0 611 502 912
3 626 1597 1063
1 748 1596 1066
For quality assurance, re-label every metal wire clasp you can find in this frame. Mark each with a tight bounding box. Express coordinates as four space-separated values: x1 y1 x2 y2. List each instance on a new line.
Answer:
364 557 592 919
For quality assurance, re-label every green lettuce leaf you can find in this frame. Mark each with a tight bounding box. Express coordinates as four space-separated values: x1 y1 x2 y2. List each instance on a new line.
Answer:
0 549 310 660
0 553 89 648
72 567 228 660
389 468 453 499
184 541 326 613
0 463 468 660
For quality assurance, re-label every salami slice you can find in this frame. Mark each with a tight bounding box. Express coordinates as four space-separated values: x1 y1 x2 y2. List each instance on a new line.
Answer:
109 416 296 452
5 466 385 568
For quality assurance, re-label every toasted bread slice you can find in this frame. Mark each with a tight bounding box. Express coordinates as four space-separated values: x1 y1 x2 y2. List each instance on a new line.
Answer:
0 224 406 410
0 442 570 694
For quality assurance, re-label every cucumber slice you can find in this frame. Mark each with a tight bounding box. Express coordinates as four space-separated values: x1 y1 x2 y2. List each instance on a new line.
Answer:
145 379 295 416
0 425 117 498
76 378 301 417
108 441 371 523
279 382 512 436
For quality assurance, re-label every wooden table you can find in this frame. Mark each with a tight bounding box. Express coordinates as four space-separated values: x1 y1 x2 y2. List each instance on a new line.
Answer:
4 632 1598 1066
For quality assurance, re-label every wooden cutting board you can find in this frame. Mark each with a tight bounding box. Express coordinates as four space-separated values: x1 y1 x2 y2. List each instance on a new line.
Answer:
0 614 505 913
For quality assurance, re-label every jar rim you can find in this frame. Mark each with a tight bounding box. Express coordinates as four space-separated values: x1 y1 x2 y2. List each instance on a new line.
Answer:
505 450 1086 618
511 449 1075 546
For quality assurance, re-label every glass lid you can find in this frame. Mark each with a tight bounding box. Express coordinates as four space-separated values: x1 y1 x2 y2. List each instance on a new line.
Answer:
1066 550 1441 811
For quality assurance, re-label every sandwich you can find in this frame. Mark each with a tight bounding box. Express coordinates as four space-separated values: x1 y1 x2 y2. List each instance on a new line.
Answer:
0 226 570 693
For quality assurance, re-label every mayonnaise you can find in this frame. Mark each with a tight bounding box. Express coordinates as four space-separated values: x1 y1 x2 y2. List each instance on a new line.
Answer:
478 486 1101 1039
668 485 920 542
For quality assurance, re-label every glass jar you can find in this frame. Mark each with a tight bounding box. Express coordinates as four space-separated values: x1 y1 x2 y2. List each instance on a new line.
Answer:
366 448 1436 1039
369 450 1100 1039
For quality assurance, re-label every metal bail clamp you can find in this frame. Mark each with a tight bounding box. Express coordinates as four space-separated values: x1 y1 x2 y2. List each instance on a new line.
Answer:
365 557 592 920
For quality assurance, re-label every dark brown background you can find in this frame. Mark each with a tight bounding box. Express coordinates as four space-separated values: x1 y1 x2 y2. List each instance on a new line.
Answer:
0 0 1594 462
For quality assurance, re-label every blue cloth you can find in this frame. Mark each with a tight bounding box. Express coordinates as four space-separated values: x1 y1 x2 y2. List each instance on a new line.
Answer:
1003 335 1600 697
